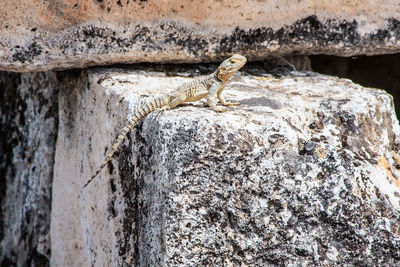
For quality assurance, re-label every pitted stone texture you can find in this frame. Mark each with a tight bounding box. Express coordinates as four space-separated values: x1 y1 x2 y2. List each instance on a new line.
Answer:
1 1 400 71
53 67 400 266
0 71 58 266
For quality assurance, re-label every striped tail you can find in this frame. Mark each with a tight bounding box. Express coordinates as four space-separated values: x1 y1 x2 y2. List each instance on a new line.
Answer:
82 96 168 188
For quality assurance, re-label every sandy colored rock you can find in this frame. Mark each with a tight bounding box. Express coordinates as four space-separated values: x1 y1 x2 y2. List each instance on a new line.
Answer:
0 0 399 71
51 66 400 265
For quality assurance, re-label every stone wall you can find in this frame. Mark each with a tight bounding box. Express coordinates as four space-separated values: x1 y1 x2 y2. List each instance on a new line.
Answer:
1 59 400 266
0 72 58 266
1 1 400 266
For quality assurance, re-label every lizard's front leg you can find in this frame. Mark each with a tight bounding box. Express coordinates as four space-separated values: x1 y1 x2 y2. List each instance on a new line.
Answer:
217 85 239 106
207 83 227 112
218 94 240 106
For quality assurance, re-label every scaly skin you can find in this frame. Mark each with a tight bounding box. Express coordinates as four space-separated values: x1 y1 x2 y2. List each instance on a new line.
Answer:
83 54 247 188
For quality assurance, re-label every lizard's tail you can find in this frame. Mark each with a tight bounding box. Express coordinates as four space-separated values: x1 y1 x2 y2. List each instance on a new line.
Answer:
82 96 168 189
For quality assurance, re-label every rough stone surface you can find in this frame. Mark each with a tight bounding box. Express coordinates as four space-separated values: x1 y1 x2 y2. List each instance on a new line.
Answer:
0 71 58 266
1 1 400 72
52 66 400 266
311 53 400 119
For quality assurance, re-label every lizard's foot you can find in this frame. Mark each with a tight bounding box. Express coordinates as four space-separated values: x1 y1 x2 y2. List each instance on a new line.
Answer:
221 101 240 106
212 106 228 112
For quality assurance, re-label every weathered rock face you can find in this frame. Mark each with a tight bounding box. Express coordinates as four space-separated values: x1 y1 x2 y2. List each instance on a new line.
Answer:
51 66 400 265
1 1 399 71
0 71 58 266
311 53 400 119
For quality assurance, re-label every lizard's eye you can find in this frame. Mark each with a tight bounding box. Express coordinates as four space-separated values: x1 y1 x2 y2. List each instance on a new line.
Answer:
230 59 236 64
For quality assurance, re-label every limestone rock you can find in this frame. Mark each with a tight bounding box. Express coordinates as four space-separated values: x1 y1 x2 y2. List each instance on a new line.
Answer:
52 67 400 265
0 72 58 266
0 1 399 72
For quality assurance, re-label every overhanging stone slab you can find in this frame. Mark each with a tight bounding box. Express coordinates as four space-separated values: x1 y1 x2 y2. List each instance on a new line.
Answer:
1 1 399 72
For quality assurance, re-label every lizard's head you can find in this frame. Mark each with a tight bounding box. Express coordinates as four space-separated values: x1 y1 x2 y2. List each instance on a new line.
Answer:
217 54 247 82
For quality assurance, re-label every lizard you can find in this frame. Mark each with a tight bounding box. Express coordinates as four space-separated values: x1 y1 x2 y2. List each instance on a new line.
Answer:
82 54 247 188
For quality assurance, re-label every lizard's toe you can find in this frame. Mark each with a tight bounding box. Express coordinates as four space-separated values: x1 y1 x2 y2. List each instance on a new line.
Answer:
223 101 240 106
213 107 228 112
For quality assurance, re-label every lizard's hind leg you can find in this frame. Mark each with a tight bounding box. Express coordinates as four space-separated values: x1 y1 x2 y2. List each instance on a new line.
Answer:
167 94 187 109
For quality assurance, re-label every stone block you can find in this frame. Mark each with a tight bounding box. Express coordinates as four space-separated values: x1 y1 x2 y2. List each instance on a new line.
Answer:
52 67 400 265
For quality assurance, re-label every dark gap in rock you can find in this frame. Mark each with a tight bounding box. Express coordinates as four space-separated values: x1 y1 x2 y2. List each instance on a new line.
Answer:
310 54 400 119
